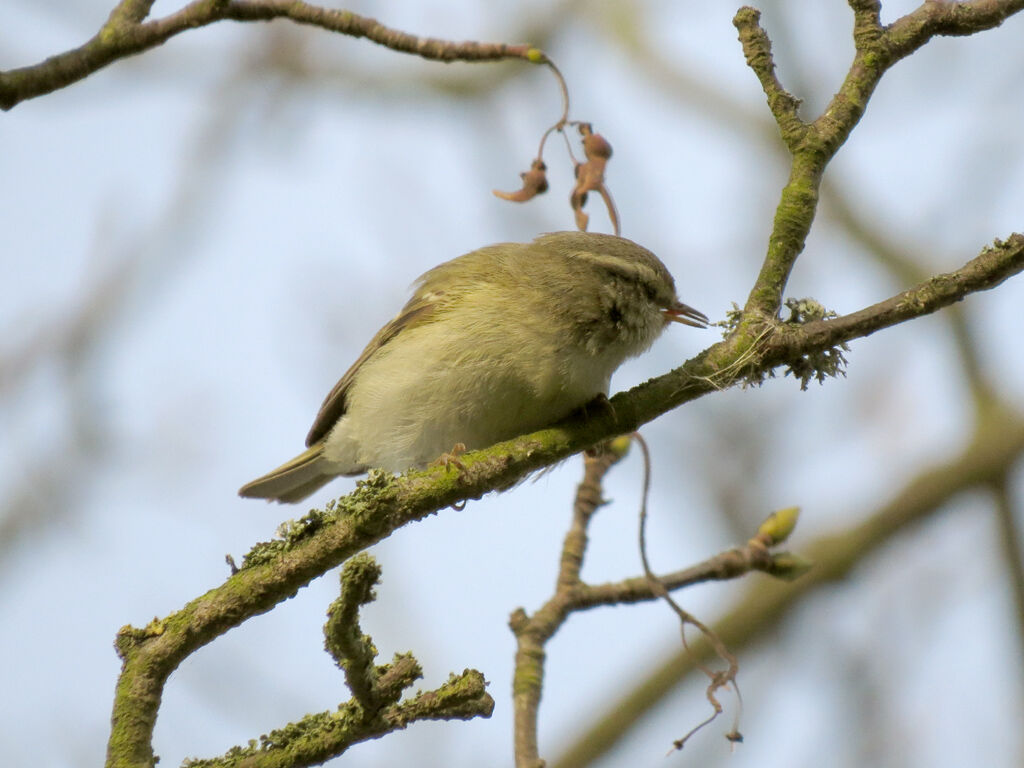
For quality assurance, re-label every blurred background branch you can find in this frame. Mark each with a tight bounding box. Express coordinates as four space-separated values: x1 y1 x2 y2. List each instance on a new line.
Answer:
554 403 1024 767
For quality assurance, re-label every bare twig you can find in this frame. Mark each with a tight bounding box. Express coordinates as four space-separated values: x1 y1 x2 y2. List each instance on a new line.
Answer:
732 9 805 149
634 433 742 749
0 0 548 110
509 438 806 766
552 408 1024 768
510 439 629 768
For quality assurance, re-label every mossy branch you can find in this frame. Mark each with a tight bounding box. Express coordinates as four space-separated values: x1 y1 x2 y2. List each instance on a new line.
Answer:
180 554 493 768
106 230 1022 767
734 1 1024 318
323 554 389 711
182 668 492 768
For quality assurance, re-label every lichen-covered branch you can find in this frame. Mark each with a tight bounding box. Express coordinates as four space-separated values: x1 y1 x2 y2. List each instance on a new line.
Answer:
734 1 1024 319
732 8 805 150
105 229 1022 767
0 0 543 110
323 555 389 710
180 554 493 768
182 669 492 768
610 232 1024 430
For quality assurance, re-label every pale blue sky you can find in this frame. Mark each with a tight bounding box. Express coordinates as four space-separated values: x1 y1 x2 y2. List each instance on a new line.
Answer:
2 2 1023 767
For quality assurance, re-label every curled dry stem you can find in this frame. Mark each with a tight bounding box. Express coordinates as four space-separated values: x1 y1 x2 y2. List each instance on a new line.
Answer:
493 54 620 234
633 433 743 750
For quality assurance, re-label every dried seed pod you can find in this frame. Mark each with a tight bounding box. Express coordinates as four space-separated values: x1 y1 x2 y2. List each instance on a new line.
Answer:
492 159 548 202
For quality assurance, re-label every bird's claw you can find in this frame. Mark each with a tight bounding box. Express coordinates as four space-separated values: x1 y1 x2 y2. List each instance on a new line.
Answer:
432 442 468 473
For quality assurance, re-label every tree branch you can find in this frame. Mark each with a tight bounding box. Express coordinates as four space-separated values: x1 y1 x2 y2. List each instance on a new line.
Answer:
735 0 1024 318
767 234 1024 363
732 7 806 150
885 0 1024 53
323 554 389 711
991 473 1024 658
105 230 1023 767
552 404 1024 768
182 668 492 768
176 554 493 768
511 441 628 768
0 0 544 110
509 444 805 767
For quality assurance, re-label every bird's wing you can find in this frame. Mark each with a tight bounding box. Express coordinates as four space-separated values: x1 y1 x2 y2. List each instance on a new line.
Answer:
304 293 442 446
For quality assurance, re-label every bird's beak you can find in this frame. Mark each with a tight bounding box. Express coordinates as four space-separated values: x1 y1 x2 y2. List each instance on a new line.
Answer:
662 300 709 329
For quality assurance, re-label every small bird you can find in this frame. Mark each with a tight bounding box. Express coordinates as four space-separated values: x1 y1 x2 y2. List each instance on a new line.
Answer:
239 231 707 503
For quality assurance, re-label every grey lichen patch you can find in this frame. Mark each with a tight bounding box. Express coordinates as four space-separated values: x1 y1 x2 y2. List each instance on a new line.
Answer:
712 298 850 390
239 538 288 568
783 339 848 390
782 297 849 390
713 302 745 338
357 468 397 492
897 266 965 316
344 469 401 524
784 296 833 324
275 510 326 544
261 703 363 751
239 509 331 569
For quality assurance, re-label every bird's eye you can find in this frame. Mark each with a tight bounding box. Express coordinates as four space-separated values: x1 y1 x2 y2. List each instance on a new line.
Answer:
608 304 623 324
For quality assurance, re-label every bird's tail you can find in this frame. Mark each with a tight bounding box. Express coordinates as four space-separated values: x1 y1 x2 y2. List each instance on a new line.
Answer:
238 443 336 503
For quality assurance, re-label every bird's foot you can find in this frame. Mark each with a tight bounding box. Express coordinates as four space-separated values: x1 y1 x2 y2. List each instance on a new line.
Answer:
432 442 468 473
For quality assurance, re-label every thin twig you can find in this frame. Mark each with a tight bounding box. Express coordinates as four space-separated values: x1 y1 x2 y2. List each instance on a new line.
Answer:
0 0 546 110
553 410 1024 768
633 433 742 749
509 437 801 766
